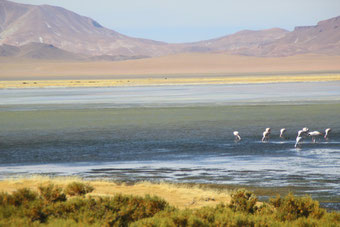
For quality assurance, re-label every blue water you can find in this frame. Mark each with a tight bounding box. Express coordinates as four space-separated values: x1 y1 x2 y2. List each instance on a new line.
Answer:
0 82 340 207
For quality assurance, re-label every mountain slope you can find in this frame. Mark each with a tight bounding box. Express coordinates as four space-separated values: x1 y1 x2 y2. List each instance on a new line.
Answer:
253 16 340 56
177 28 289 55
0 0 172 57
0 44 20 56
0 0 339 58
0 42 83 60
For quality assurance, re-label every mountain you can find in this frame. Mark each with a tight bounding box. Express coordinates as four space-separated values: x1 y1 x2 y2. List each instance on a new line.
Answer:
255 16 340 56
0 0 339 58
0 0 173 57
177 28 289 55
0 42 153 61
0 44 20 57
180 16 340 57
0 42 83 60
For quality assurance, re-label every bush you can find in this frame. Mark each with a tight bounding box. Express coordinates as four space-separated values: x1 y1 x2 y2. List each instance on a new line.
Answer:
131 209 200 227
64 182 94 196
270 193 325 221
0 186 338 226
228 189 258 214
25 200 48 223
0 192 11 206
105 194 169 226
38 184 66 203
9 188 38 207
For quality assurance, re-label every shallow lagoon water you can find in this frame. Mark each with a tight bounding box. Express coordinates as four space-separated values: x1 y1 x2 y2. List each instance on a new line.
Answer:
1 81 340 108
0 82 340 208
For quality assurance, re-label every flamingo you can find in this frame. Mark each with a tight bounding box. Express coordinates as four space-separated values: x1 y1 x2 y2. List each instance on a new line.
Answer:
324 128 332 140
295 136 303 148
295 127 309 148
233 131 241 142
262 128 271 142
308 131 323 143
280 128 286 139
297 127 309 137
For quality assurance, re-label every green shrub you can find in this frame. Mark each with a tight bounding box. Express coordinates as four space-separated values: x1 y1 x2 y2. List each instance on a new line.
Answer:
0 192 11 206
0 186 339 226
255 202 274 216
105 194 169 226
9 188 38 207
24 200 48 223
38 184 66 203
193 206 216 223
131 209 198 227
229 188 258 214
64 182 94 196
270 193 325 221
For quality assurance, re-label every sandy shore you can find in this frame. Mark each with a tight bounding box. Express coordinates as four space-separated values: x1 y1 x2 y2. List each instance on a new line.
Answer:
0 177 231 209
1 74 340 88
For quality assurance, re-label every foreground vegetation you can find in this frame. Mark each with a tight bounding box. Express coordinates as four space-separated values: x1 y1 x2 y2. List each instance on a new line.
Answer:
0 182 339 226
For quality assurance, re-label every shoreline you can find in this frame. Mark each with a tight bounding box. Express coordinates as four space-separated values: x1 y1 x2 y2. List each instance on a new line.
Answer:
1 74 340 89
0 177 339 210
0 177 231 209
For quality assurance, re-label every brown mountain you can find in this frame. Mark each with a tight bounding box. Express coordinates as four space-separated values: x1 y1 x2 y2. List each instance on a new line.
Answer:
255 16 340 56
0 0 173 57
0 0 339 59
179 16 340 57
177 28 289 55
0 42 83 60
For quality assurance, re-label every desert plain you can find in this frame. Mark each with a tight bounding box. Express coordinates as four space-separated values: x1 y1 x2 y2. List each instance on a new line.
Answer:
1 53 340 88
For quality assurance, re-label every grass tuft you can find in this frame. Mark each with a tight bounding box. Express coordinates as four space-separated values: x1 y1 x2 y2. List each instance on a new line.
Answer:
64 182 94 197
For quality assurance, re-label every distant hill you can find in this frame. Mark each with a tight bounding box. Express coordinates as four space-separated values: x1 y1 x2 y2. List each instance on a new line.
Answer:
253 16 340 56
0 0 173 57
177 28 289 55
0 42 151 61
0 0 339 59
0 43 82 60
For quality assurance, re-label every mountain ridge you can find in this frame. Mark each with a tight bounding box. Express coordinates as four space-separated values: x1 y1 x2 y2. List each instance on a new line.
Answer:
0 0 339 59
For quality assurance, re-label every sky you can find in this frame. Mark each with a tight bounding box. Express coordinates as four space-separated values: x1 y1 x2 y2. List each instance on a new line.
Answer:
11 0 340 43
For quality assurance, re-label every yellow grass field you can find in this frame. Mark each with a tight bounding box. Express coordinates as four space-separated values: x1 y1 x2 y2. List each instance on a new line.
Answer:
0 177 231 209
1 74 340 88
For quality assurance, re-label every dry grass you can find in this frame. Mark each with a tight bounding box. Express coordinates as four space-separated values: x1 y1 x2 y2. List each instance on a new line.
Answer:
1 74 340 88
0 176 231 209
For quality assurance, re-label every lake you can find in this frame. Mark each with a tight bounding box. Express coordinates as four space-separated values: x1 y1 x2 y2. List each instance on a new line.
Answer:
0 82 339 208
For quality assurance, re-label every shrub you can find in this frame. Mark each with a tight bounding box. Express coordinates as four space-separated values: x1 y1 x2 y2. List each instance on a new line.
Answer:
0 192 11 206
0 186 338 226
269 193 325 221
64 182 94 196
228 189 258 214
25 200 48 223
106 194 169 226
10 188 38 206
38 184 66 203
131 209 197 227
255 202 274 216
193 206 216 223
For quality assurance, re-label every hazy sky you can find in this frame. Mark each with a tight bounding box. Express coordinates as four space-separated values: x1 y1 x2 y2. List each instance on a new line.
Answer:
11 0 340 43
